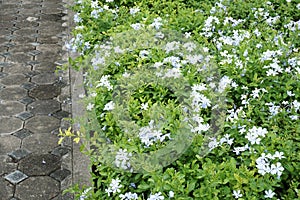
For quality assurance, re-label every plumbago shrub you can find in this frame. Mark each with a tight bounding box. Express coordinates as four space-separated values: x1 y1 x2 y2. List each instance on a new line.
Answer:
61 0 300 199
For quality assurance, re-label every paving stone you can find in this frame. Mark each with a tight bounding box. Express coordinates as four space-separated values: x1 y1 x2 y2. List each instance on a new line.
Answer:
8 148 31 161
15 176 60 200
32 72 59 84
25 115 60 133
19 154 60 176
0 101 25 116
2 63 32 73
18 96 35 105
12 36 37 44
53 110 70 119
3 42 16 48
12 129 33 139
0 71 8 78
32 61 57 72
0 135 21 153
0 87 27 101
14 28 38 36
16 111 33 120
22 132 59 154
21 82 37 90
0 62 12 67
51 146 70 157
0 117 23 135
24 70 40 78
8 45 36 53
29 84 61 100
0 177 14 199
50 168 71 182
51 193 74 200
35 52 61 62
0 74 28 86
6 53 32 62
4 170 28 184
37 36 61 44
28 50 41 56
28 100 61 115
0 51 11 57
14 21 39 28
0 155 18 176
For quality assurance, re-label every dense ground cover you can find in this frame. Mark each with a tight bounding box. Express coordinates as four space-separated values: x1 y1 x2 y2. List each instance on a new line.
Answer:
61 0 300 199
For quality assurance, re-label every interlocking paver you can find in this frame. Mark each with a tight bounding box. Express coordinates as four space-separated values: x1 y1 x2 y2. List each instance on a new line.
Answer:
0 155 17 175
0 101 25 116
29 84 61 100
0 87 27 101
0 0 75 198
0 177 14 199
28 100 60 115
0 74 28 86
25 116 60 133
8 148 31 161
12 129 33 139
0 135 21 153
22 133 60 154
15 176 60 200
4 170 28 184
32 72 58 84
0 117 23 135
16 111 34 120
19 154 60 176
50 168 71 182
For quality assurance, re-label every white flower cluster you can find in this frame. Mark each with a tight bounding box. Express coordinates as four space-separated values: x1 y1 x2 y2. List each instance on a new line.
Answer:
139 120 171 147
245 126 268 145
114 149 132 170
147 192 165 200
190 115 210 134
119 192 138 200
96 75 113 91
190 83 211 112
256 152 285 178
208 133 234 151
105 178 123 196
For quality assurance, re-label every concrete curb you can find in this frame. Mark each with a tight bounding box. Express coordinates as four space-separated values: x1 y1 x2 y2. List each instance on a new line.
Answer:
61 0 92 190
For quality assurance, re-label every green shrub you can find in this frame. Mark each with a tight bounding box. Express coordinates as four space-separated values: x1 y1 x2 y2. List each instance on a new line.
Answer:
62 0 300 199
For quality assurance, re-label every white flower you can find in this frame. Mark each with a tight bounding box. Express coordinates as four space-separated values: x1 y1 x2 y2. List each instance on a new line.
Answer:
139 50 149 58
105 178 122 196
96 75 113 91
131 23 143 30
79 93 85 98
169 191 174 198
79 187 92 200
74 13 82 23
273 151 285 159
115 149 132 170
147 192 164 200
150 17 163 29
250 88 260 98
192 83 207 92
264 189 275 198
270 162 284 177
130 7 140 15
86 103 94 111
208 137 219 150
233 190 243 199
119 192 138 200
141 102 149 110
104 101 115 111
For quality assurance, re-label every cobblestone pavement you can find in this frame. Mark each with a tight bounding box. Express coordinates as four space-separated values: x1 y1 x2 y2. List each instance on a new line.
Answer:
0 0 74 199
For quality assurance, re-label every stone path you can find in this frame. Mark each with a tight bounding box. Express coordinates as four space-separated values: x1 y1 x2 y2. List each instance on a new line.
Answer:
0 0 75 199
